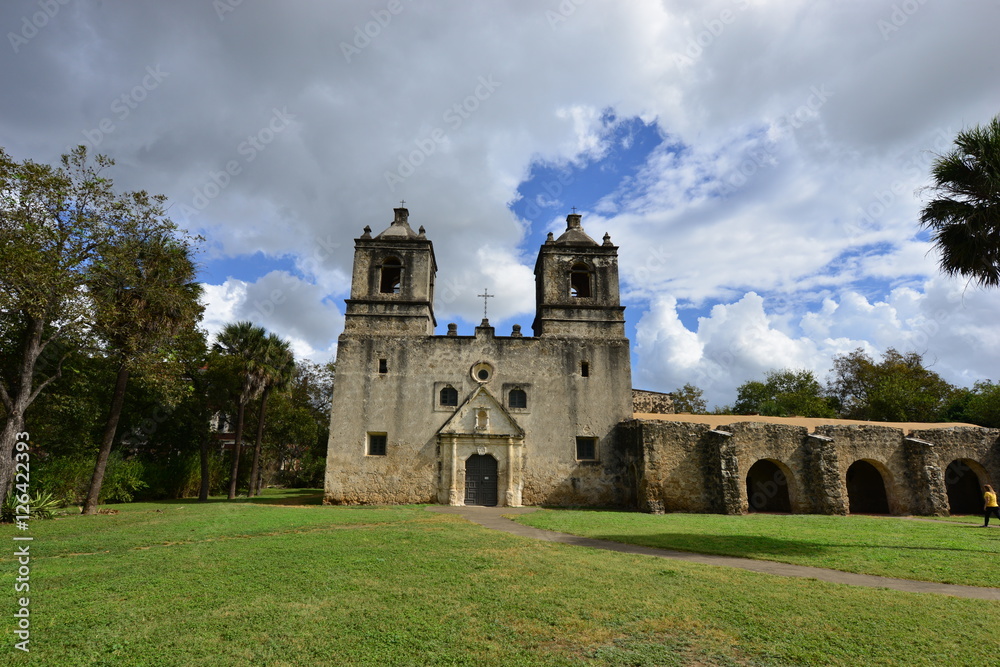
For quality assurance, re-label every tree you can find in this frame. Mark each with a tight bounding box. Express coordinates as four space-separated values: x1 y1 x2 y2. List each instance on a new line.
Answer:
263 391 321 487
827 348 955 422
1 146 126 497
247 334 295 496
920 114 1000 287
670 383 707 414
213 321 270 499
82 223 203 514
195 349 243 502
959 380 1000 428
733 369 836 418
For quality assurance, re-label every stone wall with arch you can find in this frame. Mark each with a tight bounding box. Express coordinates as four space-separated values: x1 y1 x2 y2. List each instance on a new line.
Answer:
624 419 1000 516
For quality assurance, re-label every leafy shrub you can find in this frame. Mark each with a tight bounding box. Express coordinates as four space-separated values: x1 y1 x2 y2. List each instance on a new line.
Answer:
101 453 147 502
33 456 92 505
1 491 62 522
280 450 325 488
35 452 147 505
138 450 228 500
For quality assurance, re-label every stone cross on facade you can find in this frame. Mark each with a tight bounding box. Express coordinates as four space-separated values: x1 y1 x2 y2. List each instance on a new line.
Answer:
478 288 494 320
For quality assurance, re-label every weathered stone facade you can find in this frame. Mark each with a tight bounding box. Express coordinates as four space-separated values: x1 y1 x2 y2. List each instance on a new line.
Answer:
325 207 1000 515
632 389 674 415
623 419 1000 516
325 209 632 507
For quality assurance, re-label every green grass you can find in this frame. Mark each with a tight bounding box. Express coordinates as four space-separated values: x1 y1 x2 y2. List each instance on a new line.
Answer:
922 513 989 525
0 491 996 665
514 509 1000 586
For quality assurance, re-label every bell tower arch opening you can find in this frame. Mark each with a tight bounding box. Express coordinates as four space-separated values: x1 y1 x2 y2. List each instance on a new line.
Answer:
570 262 593 297
379 257 402 294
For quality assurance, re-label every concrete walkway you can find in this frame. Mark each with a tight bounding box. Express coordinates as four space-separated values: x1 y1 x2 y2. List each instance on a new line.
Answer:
427 506 1000 601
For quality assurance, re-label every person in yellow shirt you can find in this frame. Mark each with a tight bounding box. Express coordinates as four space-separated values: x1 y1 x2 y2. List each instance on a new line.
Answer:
983 485 1000 527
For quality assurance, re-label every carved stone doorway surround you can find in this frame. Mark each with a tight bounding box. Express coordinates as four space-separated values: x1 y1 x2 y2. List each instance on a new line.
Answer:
438 434 523 507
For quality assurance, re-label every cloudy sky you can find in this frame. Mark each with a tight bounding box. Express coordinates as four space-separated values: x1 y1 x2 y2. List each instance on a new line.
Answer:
3 0 1000 407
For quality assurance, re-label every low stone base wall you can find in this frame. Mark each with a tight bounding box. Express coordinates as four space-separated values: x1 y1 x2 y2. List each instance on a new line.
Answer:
628 419 1000 516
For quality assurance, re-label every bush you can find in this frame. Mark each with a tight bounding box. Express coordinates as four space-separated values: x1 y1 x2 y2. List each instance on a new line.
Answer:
137 450 228 500
35 452 147 505
1 490 62 522
280 450 325 488
101 453 148 502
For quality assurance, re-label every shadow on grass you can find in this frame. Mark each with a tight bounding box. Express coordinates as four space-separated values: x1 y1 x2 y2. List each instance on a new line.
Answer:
144 489 325 507
245 491 324 506
589 532 989 559
591 533 828 558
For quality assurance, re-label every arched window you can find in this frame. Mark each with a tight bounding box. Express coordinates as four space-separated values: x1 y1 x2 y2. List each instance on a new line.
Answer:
379 257 402 294
439 386 458 407
570 263 592 298
509 388 527 409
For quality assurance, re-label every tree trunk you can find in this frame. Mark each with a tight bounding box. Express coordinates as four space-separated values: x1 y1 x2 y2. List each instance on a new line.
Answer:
227 400 246 500
0 316 47 499
199 427 210 502
248 386 271 497
82 360 131 515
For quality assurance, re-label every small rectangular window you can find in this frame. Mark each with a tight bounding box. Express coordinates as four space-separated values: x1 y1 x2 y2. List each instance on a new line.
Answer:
367 433 387 456
581 361 590 377
576 437 597 461
378 358 388 374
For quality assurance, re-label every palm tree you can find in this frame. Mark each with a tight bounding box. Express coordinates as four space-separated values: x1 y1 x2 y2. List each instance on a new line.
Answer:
213 321 269 500
920 114 1000 287
248 334 295 496
82 226 203 515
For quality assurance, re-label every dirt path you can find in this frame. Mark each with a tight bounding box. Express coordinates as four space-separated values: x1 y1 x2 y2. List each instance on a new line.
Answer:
427 506 1000 601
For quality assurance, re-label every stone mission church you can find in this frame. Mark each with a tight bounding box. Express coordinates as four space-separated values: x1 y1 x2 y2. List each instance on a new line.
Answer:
324 207 633 507
325 207 1000 516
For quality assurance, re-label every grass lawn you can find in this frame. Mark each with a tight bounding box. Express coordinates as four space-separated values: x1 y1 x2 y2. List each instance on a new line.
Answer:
514 509 1000 587
0 490 996 666
922 514 988 525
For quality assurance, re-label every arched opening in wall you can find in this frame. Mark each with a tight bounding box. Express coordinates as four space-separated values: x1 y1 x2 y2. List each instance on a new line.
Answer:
439 386 458 407
846 460 890 514
464 454 498 506
379 257 403 294
508 388 527 409
746 459 791 513
945 459 985 515
569 263 592 298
